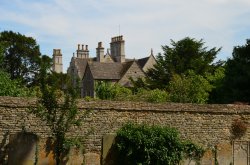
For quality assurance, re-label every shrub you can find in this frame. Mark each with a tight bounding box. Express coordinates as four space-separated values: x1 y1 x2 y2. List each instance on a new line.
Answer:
95 81 132 100
146 89 169 103
95 81 169 103
115 123 204 165
131 89 169 103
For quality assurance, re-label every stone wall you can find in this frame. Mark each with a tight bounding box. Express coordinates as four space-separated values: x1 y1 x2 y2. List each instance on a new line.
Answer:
1 96 250 164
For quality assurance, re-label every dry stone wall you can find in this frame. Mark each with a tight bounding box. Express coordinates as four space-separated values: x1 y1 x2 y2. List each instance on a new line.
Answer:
1 96 250 164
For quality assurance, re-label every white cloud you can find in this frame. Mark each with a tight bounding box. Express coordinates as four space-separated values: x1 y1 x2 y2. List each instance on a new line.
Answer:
1 0 250 71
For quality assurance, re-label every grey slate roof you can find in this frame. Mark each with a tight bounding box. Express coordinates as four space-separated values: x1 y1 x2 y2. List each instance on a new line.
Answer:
74 58 88 78
73 57 96 79
69 55 154 81
88 62 123 80
120 61 135 76
87 60 142 80
137 56 150 68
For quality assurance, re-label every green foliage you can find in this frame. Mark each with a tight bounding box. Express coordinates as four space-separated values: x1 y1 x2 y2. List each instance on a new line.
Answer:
63 137 85 154
95 81 115 99
95 81 132 100
147 37 221 89
0 42 4 67
0 70 35 97
83 96 96 102
95 81 169 103
0 30 43 85
207 66 226 103
30 65 87 165
222 39 250 103
212 146 219 165
168 70 213 103
183 141 205 162
146 89 169 103
31 55 52 87
115 123 204 165
129 77 149 93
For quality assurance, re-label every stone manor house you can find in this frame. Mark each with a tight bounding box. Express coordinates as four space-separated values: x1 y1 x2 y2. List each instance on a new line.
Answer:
52 35 156 97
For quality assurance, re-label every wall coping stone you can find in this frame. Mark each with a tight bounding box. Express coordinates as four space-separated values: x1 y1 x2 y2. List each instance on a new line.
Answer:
0 96 250 114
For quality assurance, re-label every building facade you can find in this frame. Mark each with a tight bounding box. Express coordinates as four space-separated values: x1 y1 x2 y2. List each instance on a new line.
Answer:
53 35 156 97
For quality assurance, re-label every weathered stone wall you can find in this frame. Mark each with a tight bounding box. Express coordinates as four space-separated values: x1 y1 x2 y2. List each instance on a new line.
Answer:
1 96 250 164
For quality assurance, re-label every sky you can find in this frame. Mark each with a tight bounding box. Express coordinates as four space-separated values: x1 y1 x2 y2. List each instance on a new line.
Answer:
1 0 250 72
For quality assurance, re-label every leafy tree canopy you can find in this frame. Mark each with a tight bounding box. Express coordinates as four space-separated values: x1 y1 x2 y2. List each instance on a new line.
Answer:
147 37 221 89
222 39 250 103
0 30 42 85
0 42 4 67
0 70 34 97
168 70 213 103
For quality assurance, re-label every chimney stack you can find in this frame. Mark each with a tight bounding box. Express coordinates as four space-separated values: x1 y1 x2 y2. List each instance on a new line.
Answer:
110 35 125 63
76 43 89 59
96 42 104 62
52 49 63 73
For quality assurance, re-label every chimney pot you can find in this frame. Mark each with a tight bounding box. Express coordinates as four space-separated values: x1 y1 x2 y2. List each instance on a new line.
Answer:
86 45 88 50
98 42 102 48
78 44 80 50
82 44 84 50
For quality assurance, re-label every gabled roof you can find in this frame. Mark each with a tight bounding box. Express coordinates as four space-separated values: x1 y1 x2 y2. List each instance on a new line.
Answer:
137 54 156 72
69 54 155 81
74 58 88 78
121 61 135 76
88 62 123 80
70 57 96 79
137 56 149 68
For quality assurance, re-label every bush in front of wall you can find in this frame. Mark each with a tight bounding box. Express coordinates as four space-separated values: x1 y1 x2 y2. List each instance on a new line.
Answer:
115 123 204 165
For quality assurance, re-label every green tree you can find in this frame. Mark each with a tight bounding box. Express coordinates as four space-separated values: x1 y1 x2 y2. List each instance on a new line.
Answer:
0 31 42 85
207 66 225 103
168 70 213 103
30 65 87 164
222 39 250 103
31 55 53 87
147 37 221 89
115 123 204 165
0 42 4 67
0 70 34 97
